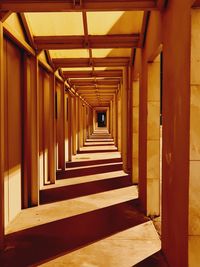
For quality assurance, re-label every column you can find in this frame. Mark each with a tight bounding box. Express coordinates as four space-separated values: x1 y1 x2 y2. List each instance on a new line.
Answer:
113 95 117 145
146 59 160 216
189 9 200 266
0 22 4 250
49 72 56 183
117 89 122 152
121 67 128 172
132 78 140 184
23 55 39 208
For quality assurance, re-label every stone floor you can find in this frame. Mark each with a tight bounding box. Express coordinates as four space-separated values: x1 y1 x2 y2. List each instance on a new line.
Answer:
0 129 168 267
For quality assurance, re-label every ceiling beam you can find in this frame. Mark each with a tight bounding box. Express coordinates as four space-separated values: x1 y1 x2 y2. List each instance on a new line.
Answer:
75 86 118 90
79 93 115 95
77 89 117 93
0 1 157 12
71 80 120 86
82 11 94 71
193 0 200 7
138 10 150 48
52 57 129 68
63 70 122 78
19 13 35 47
34 34 140 50
0 11 12 22
156 0 168 9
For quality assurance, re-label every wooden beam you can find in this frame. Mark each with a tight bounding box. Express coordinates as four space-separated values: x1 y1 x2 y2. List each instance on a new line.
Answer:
138 11 150 48
63 70 122 78
19 13 35 48
192 0 200 7
0 1 157 12
82 11 94 70
3 23 35 56
71 81 120 87
52 57 130 68
45 50 55 70
0 11 12 22
34 34 140 50
156 0 168 9
77 89 117 93
75 86 118 90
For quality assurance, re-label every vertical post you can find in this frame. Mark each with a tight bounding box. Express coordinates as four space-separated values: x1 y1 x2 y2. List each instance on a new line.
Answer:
68 94 72 161
189 10 200 266
132 78 140 184
0 22 4 250
113 95 117 145
93 108 96 132
72 97 77 155
121 67 128 172
61 82 66 169
49 73 56 183
23 55 40 206
32 56 39 205
117 89 122 152
146 59 160 216
127 66 133 174
110 100 113 137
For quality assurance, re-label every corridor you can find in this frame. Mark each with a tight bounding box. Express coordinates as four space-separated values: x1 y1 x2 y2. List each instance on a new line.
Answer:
0 1 200 267
0 129 167 267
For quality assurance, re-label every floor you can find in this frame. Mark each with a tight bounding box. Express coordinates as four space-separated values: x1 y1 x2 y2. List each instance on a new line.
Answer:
0 128 168 267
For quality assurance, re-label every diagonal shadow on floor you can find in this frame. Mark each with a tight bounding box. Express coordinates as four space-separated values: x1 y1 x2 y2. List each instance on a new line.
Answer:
133 251 169 267
40 175 132 204
0 199 149 267
57 163 123 179
66 157 121 168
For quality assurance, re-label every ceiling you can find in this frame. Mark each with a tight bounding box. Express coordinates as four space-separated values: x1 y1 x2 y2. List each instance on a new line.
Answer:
2 1 157 107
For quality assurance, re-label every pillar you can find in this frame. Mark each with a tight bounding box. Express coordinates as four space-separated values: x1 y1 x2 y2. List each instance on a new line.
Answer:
68 93 72 161
146 59 160 216
132 78 140 184
0 22 4 250
23 55 39 208
107 108 110 133
61 82 66 169
121 68 128 172
72 97 77 155
110 100 113 137
189 9 200 266
78 99 84 149
49 73 56 183
113 95 117 145
117 89 122 152
127 66 133 174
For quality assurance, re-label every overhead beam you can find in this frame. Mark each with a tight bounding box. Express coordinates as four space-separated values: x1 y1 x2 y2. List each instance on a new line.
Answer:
34 34 140 50
156 0 168 9
71 80 120 86
53 57 129 68
19 13 35 47
75 86 118 90
77 89 117 93
0 11 12 22
63 70 122 78
0 1 157 12
138 11 150 48
79 93 115 96
193 0 200 7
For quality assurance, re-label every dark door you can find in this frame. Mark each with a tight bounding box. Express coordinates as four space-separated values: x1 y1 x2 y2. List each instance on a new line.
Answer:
97 112 106 127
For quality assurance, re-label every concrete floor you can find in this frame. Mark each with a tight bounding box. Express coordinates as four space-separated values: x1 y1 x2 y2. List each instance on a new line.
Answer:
0 129 168 267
